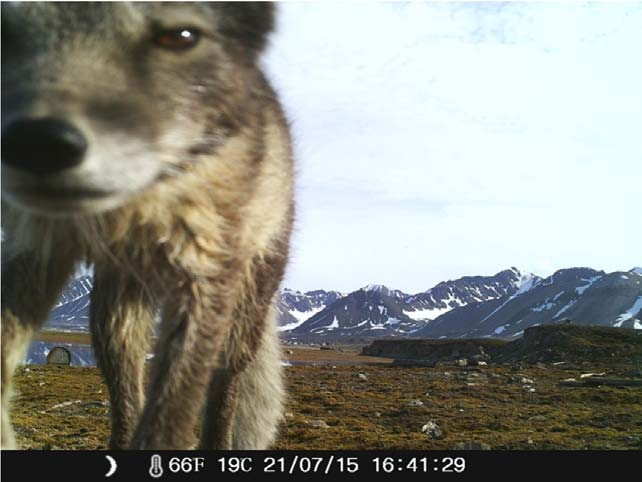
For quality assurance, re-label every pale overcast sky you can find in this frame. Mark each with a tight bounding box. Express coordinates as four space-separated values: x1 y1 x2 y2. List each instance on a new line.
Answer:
262 2 642 294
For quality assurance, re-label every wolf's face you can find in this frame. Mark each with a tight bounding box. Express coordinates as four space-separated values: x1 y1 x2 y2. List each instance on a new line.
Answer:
1 2 274 216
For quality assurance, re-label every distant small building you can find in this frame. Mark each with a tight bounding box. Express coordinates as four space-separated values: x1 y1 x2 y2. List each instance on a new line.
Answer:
46 346 72 365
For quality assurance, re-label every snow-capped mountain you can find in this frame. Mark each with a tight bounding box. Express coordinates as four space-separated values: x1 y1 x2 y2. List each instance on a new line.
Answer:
46 275 93 332
403 268 537 321
44 266 642 340
44 276 344 334
277 288 345 331
362 284 408 300
414 268 642 339
285 269 535 340
289 284 420 338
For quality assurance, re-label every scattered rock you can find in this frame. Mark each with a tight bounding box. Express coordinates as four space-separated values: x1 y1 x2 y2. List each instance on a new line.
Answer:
452 442 491 450
580 372 606 378
81 401 109 408
357 373 368 380
40 442 64 450
421 420 444 439
284 412 294 418
471 354 491 365
456 359 468 367
44 400 82 412
528 415 546 422
476 361 488 366
308 420 330 429
374 412 382 418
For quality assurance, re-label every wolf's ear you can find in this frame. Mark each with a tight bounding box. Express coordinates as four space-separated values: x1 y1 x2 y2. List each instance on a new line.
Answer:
217 2 275 59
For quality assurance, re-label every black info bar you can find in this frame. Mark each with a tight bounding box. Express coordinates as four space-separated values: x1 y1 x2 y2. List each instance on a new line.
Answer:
1 450 637 480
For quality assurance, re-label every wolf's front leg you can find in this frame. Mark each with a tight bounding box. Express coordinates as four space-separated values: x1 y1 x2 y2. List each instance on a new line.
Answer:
90 264 155 449
200 308 285 450
200 250 288 450
1 251 76 448
200 367 241 449
129 275 237 449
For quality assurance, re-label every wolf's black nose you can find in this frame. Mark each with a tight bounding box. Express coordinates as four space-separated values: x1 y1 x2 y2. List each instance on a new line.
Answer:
1 117 87 174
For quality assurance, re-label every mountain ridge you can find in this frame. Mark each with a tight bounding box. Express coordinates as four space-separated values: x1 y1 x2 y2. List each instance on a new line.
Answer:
45 267 642 340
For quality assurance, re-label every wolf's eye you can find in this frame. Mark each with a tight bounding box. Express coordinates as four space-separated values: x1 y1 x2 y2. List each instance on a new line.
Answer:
153 28 201 50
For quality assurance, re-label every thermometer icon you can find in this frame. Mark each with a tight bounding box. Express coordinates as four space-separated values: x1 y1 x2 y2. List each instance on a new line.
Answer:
149 454 164 478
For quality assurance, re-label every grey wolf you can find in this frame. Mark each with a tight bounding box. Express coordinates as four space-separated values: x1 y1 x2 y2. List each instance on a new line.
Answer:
1 2 293 449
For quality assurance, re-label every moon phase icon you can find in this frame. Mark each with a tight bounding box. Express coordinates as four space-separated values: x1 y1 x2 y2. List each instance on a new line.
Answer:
105 455 117 477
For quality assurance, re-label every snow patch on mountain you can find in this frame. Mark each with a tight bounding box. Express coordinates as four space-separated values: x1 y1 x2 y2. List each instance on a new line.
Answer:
553 299 577 319
576 276 602 295
326 316 340 330
531 291 565 312
364 284 386 292
278 318 311 332
290 307 324 323
514 273 539 294
613 296 642 327
403 306 453 321
494 325 507 335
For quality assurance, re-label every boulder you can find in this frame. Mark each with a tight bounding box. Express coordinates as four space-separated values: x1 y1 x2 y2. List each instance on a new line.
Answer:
421 420 444 439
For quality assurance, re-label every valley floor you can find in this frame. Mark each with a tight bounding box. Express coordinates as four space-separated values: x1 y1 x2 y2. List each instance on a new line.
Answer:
10 361 642 450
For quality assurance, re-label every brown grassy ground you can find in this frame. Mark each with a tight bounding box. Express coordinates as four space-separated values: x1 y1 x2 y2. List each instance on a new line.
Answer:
10 362 642 450
284 346 393 364
34 331 91 345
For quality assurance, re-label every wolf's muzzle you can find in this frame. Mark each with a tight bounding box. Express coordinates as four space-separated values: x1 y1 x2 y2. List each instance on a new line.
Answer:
1 117 87 174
